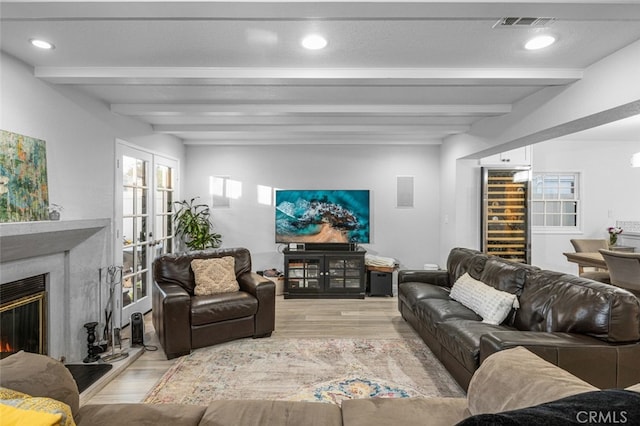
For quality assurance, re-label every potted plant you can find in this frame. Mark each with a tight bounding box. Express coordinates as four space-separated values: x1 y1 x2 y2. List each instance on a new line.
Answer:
173 197 222 250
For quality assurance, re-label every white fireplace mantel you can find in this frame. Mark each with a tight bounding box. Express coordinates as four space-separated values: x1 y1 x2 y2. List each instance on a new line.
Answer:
0 219 110 263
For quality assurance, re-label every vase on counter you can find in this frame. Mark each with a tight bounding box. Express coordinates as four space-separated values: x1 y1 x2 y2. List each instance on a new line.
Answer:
48 203 62 220
607 226 623 248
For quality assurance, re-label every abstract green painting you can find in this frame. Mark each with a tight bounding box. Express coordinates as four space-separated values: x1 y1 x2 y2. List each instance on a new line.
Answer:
0 130 49 222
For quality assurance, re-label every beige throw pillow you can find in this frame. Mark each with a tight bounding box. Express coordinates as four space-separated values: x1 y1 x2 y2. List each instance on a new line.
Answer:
191 256 239 296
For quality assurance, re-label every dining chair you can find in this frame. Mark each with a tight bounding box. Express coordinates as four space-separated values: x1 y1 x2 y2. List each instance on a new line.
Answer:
599 249 640 298
569 239 610 283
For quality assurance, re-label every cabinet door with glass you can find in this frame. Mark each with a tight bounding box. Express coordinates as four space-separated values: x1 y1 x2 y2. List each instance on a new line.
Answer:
284 254 322 294
326 255 365 295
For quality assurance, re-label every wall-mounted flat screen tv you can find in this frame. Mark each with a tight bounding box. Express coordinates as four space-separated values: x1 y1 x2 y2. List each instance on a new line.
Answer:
275 190 370 244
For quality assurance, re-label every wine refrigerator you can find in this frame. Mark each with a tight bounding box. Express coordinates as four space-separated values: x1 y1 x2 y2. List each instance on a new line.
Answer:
481 167 531 264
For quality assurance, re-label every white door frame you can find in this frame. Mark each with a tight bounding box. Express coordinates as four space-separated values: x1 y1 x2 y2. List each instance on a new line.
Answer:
115 139 180 327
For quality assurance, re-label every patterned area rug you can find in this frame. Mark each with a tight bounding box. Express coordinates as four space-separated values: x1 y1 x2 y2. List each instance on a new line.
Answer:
144 338 464 406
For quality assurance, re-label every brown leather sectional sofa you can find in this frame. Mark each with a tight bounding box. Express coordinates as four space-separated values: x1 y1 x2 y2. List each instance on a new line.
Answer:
152 247 275 359
3 347 639 426
398 247 640 391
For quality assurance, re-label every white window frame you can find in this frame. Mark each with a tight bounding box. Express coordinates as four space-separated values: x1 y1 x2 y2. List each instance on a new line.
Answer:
531 171 581 234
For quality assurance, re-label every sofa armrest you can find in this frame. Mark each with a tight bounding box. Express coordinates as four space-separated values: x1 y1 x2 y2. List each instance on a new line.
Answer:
479 331 640 389
0 351 80 417
467 346 597 416
237 271 271 295
398 270 451 287
238 272 275 337
152 281 192 359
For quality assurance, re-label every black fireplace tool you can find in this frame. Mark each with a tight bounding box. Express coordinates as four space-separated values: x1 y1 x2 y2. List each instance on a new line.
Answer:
101 266 129 363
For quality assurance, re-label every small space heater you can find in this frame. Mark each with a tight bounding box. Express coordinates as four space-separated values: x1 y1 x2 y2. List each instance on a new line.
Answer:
131 312 144 346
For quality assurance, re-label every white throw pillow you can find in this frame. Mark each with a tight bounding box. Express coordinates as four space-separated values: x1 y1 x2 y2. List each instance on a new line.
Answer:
450 273 519 325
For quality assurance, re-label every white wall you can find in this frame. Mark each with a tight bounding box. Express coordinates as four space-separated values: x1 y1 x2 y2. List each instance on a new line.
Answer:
184 144 441 271
439 132 486 267
531 139 640 273
0 53 186 225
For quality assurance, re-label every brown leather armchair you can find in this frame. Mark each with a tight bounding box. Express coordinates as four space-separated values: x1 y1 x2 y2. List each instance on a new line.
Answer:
152 247 275 359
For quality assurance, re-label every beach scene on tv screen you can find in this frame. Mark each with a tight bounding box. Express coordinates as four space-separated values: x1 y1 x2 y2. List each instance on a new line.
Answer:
275 190 370 243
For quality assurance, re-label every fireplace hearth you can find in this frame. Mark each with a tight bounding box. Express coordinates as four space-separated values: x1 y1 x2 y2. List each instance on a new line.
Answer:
0 274 47 359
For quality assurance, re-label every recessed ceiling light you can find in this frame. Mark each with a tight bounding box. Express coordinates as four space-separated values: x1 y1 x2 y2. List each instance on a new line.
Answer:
30 39 55 50
524 35 556 50
301 34 327 50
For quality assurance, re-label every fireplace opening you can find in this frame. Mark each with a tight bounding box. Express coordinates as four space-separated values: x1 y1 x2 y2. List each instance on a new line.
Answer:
0 274 47 359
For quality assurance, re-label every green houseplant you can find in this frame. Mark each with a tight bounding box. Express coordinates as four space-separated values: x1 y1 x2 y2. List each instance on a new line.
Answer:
173 197 222 250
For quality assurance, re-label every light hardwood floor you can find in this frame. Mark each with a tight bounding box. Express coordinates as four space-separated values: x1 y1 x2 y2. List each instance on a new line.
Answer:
86 296 419 405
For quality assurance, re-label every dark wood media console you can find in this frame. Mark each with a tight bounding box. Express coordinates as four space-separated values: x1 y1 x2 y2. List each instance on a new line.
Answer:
283 246 366 299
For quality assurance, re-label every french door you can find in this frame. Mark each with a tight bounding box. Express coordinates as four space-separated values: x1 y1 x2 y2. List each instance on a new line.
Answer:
115 142 178 326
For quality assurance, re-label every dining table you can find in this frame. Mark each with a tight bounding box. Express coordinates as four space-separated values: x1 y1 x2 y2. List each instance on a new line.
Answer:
563 252 607 270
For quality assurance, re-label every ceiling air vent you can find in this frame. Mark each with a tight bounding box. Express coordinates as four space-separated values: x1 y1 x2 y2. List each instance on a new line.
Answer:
493 17 556 28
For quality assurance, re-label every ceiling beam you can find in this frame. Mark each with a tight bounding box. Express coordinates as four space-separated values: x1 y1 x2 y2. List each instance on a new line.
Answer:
152 124 470 133
35 67 583 86
132 116 477 126
111 103 512 116
183 138 443 146
179 131 448 144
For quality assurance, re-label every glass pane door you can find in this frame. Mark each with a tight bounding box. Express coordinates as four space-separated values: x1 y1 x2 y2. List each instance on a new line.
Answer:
120 150 153 324
153 157 177 258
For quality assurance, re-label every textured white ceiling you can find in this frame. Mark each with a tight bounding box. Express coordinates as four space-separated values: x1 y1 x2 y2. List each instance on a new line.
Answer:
2 1 639 144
